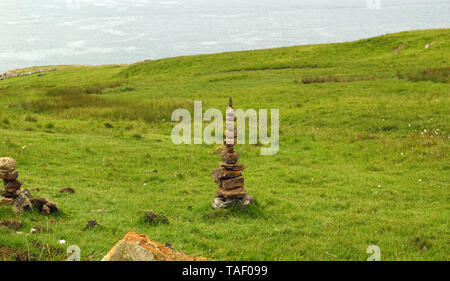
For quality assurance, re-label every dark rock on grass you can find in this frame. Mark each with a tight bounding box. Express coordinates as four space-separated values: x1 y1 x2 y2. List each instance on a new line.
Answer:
0 220 23 231
84 220 100 230
30 197 58 215
144 210 169 225
59 187 75 194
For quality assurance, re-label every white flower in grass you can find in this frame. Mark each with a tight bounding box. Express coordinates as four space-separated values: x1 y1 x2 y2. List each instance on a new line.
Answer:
59 240 66 244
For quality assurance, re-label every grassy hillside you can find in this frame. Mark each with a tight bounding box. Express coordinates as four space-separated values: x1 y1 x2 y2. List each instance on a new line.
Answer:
0 29 448 261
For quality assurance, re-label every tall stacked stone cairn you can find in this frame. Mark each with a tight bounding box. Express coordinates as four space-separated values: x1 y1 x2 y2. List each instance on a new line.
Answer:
0 157 22 199
211 98 255 209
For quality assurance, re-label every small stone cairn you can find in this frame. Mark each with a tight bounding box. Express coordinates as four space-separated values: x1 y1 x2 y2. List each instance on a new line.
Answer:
0 157 22 199
211 98 255 209
0 157 57 214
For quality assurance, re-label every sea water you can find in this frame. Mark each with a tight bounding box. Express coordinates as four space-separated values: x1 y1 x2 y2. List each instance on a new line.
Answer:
0 0 448 72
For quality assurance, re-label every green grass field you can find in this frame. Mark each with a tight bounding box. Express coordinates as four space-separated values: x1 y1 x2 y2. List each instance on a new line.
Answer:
0 29 448 261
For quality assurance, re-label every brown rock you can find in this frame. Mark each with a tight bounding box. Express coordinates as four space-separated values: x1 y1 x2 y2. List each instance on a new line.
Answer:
5 180 21 192
42 204 50 215
59 187 75 194
224 146 234 153
216 187 246 198
2 190 19 199
0 157 16 173
221 150 238 164
220 176 244 190
217 168 242 179
219 162 245 171
0 170 18 180
101 232 208 261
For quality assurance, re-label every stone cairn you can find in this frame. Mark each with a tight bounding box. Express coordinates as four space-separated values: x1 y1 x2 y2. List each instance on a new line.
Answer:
211 98 255 209
0 157 22 199
0 157 57 214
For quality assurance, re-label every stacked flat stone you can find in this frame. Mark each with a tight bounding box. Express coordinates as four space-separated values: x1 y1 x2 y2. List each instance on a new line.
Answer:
0 157 22 199
211 98 254 209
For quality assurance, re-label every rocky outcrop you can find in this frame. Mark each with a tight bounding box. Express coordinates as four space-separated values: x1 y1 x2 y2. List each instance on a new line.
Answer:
101 232 207 261
0 68 57 81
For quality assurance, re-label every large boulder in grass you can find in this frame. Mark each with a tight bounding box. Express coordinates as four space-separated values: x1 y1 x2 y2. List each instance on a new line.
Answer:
101 232 207 261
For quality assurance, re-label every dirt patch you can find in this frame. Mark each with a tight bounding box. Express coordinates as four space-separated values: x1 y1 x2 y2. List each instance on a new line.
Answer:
59 187 75 194
0 220 23 231
144 210 170 225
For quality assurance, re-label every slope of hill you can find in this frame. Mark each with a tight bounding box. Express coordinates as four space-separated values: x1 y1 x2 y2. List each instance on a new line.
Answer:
0 29 448 260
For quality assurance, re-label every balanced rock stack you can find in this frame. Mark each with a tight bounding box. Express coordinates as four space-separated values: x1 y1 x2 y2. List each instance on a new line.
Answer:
211 98 255 209
0 157 22 199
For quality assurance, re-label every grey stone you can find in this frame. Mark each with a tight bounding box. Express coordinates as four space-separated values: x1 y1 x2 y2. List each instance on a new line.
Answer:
212 193 255 209
12 189 32 213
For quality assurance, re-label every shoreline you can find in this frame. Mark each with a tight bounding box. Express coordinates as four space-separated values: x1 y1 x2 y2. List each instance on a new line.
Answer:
2 28 448 76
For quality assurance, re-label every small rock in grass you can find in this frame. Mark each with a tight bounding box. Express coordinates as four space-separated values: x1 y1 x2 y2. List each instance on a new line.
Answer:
144 210 169 225
59 187 75 194
84 220 100 230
